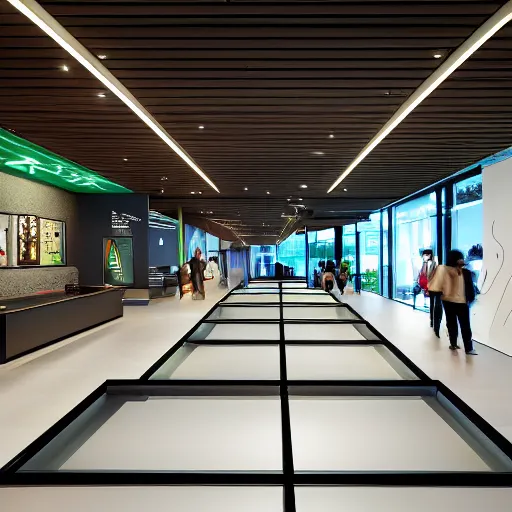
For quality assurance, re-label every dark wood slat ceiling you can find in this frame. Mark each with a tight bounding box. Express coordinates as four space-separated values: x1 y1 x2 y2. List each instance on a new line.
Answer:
1 0 511 240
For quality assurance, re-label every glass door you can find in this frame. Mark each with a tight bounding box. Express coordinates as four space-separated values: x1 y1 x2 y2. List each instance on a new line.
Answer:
357 213 381 294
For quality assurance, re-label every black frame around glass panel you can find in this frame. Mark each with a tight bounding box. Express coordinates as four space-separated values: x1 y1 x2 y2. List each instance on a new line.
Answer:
1 280 511 512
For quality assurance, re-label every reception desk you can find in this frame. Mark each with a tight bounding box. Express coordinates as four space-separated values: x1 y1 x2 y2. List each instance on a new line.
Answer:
0 287 124 363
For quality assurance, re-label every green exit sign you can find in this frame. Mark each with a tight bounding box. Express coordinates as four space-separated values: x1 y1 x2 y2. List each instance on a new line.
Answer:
0 128 131 194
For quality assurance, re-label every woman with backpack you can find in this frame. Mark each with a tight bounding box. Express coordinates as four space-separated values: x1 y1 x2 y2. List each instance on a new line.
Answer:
428 250 477 355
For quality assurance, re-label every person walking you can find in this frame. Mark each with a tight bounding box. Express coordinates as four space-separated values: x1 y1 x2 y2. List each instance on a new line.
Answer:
322 260 336 292
189 247 207 300
428 250 477 355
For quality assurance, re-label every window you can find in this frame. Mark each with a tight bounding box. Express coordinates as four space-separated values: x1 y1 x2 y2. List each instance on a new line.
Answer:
278 232 306 277
452 174 483 283
382 210 390 298
393 193 437 309
341 225 356 277
357 213 381 293
307 228 335 286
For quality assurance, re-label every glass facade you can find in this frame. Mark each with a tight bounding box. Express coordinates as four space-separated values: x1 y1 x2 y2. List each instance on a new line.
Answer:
333 169 484 310
278 232 306 277
393 193 437 309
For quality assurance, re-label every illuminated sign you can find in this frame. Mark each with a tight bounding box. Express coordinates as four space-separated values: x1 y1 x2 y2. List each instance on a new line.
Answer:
0 128 131 194
112 210 141 236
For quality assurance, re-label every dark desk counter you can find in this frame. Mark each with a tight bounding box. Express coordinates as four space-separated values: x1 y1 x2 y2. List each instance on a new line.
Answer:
0 287 124 363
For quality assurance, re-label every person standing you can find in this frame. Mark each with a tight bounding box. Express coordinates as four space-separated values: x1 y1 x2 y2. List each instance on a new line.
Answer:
428 250 477 355
189 247 207 300
414 249 437 310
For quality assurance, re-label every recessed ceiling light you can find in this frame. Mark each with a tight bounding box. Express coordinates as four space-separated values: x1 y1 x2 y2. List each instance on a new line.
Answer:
266 191 271 195
433 52 443 59
97 54 107 60
344 188 348 192
244 187 248 191
160 188 164 194
329 134 334 139
123 158 128 162
198 125 205 130
61 64 69 72
300 184 308 189
191 191 196 194
312 151 325 156
97 92 106 98
160 176 168 180
298 198 303 201
198 191 202 195
200 211 204 214
287 198 291 201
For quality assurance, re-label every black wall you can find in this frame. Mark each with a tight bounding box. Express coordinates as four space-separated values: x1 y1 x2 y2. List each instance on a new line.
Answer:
149 227 178 269
76 194 149 288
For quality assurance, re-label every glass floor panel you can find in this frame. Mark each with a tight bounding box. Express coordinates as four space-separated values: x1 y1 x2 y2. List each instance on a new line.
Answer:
151 344 280 380
248 282 279 288
286 345 413 380
3 486 284 512
27 396 283 472
281 289 326 294
200 323 280 340
283 294 337 304
232 288 279 294
282 282 308 289
223 294 280 304
294 487 512 512
289 397 490 472
283 306 360 321
207 306 280 321
285 323 366 341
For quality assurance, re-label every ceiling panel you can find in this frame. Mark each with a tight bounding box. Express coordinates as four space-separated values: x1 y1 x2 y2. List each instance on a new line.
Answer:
0 0 510 240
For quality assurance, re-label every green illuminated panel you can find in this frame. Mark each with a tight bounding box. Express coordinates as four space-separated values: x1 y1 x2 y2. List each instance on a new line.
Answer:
0 128 131 194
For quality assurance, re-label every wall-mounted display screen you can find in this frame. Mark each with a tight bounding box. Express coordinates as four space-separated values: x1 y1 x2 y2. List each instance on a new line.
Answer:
39 218 65 265
18 215 39 265
103 237 134 286
185 224 206 261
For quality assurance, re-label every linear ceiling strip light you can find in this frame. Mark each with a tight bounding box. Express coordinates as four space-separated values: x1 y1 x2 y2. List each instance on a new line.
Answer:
8 0 220 193
327 1 512 193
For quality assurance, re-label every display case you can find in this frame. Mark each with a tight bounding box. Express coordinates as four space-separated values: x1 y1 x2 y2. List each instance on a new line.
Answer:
17 215 39 265
0 212 66 268
148 266 178 298
39 218 65 265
